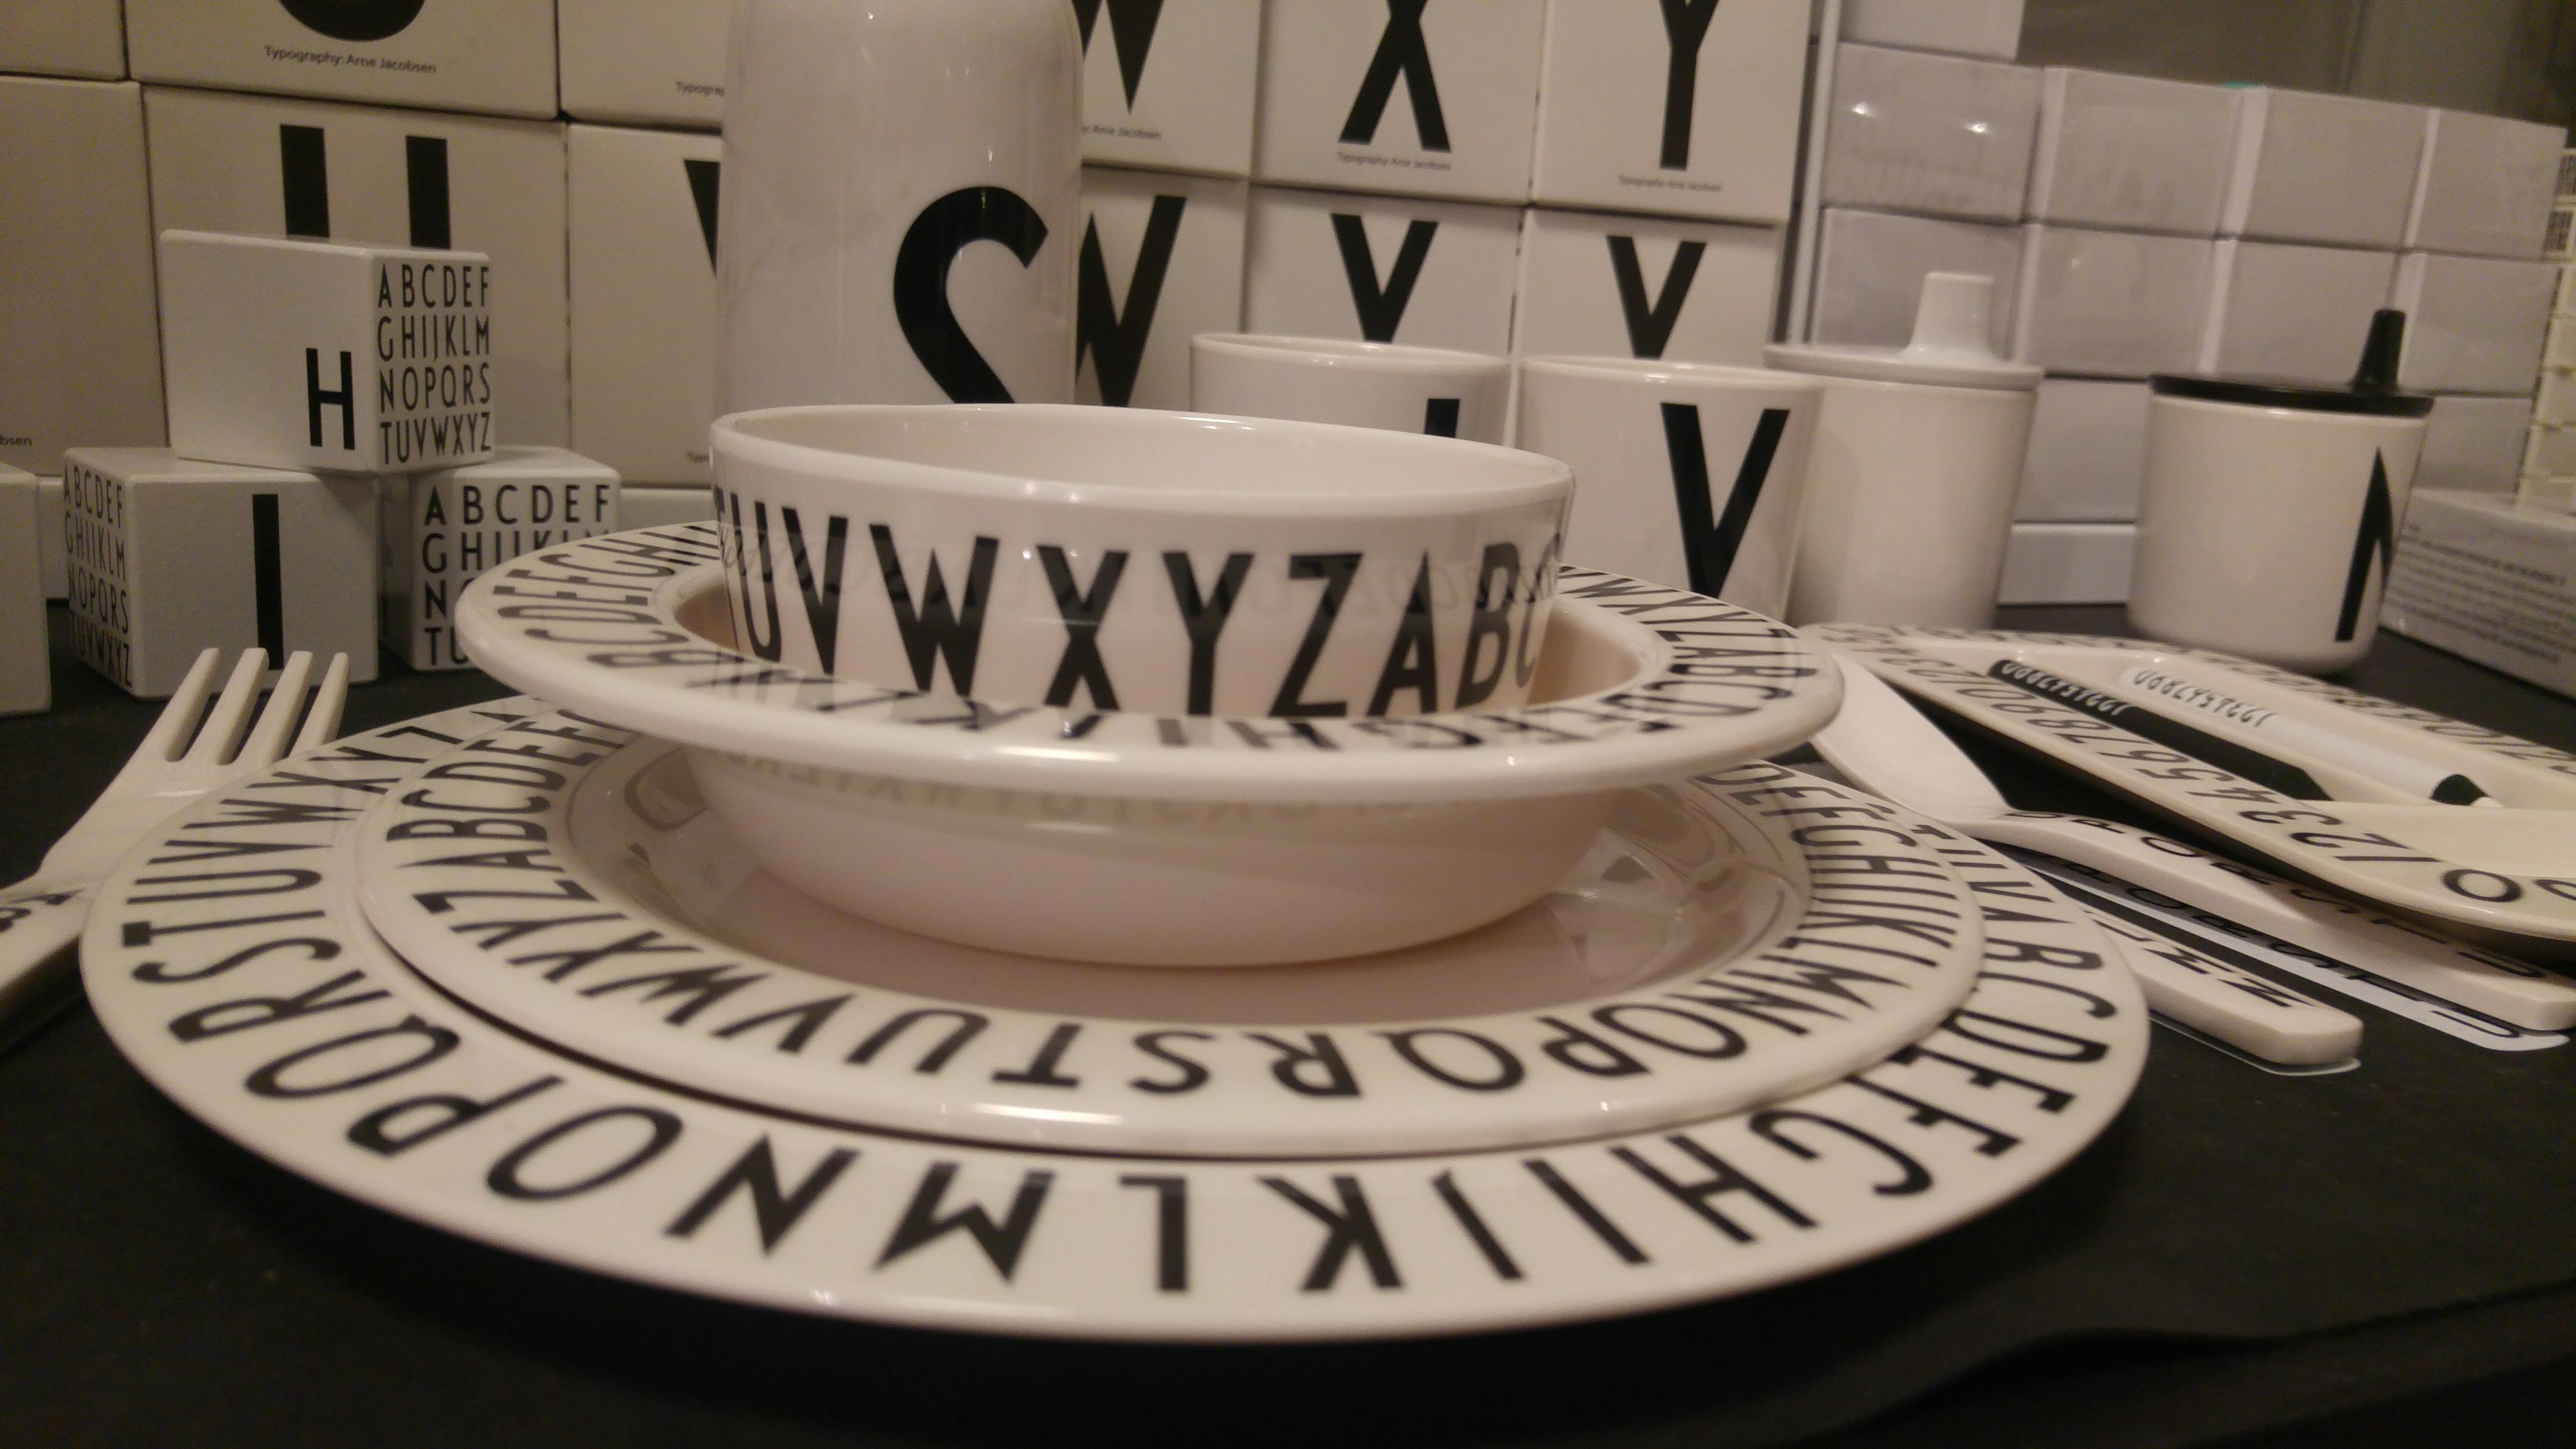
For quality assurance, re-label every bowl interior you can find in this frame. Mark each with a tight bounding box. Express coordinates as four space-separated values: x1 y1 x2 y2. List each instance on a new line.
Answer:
717 405 1565 511
671 566 1648 708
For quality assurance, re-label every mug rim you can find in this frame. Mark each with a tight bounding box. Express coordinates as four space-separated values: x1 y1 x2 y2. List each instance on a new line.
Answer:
1519 356 1824 391
1193 332 1512 375
712 403 1569 517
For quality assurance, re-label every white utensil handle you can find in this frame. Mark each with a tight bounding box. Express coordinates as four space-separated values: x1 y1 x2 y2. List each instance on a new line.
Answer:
2064 896 2361 1066
0 883 90 1028
1975 812 2576 1030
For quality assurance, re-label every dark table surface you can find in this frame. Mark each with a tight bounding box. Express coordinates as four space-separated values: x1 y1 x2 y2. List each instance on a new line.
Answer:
5 602 2575 1449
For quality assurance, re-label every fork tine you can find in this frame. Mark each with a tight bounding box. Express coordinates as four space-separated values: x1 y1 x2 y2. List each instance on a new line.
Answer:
288 653 351 757
136 649 225 763
184 651 270 764
234 651 316 767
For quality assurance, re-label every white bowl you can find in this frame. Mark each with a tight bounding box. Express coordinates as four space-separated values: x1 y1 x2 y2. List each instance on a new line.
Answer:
457 527 1843 965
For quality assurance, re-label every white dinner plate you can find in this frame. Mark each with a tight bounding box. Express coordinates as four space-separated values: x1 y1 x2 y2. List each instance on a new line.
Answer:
451 525 1845 804
1813 625 2576 947
85 703 2145 1342
354 713 1989 1157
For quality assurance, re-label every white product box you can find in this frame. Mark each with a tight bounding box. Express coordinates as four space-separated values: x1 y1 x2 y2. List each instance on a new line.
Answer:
1820 43 2041 223
1808 207 2021 353
60 448 378 698
2540 368 2576 426
2197 239 2397 386
1077 166 1248 410
2222 89 2428 250
1839 0 2023 60
2406 109 2565 260
1528 0 1807 225
1511 209 1781 367
2383 489 2576 698
1998 522 2136 605
612 484 716 531
158 233 496 476
568 125 722 486
2013 378 2148 522
1079 0 1263 178
1253 0 1548 204
382 448 621 671
2013 225 2215 378
2026 68 2239 236
0 0 125 78
558 0 728 129
619 486 716 531
0 464 44 716
0 78 166 478
2548 313 2576 374
144 87 571 449
125 0 556 120
2387 251 2556 396
2416 395 2533 494
1242 186 1523 355
38 476 66 599
2526 419 2576 476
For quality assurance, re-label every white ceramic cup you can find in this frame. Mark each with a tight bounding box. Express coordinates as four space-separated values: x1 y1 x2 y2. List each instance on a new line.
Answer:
715 0 1080 412
1190 333 1513 443
2131 379 2431 673
1514 358 1822 619
710 405 1572 717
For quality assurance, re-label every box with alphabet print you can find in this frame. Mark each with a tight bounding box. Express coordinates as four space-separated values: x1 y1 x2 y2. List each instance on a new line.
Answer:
382 447 619 670
124 0 557 119
60 448 378 698
0 464 44 716
568 125 723 486
1242 186 1523 356
1078 0 1263 177
557 0 728 128
0 78 166 478
158 231 496 476
1511 209 1781 366
1529 0 1808 225
1254 0 1547 204
1078 167 1247 410
143 87 570 449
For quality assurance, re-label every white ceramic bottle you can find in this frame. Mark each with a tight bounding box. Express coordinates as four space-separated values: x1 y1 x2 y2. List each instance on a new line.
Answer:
715 0 1081 413
1766 274 2043 629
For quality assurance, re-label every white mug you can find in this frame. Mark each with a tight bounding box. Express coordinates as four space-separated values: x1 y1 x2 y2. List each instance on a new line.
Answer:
1190 333 1513 443
2131 379 2430 672
710 405 1572 718
715 0 1081 413
1515 357 1821 618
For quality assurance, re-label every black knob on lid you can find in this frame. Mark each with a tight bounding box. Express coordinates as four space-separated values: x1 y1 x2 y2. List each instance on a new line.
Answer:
2351 309 2406 394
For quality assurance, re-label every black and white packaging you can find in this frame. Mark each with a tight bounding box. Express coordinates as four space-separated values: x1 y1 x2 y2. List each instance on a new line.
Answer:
568 123 722 486
382 447 620 671
1253 0 1547 203
143 87 570 449
1077 166 1248 411
1242 185 1523 355
1079 0 1263 178
0 78 166 478
0 463 44 716
125 0 557 119
557 0 727 129
1511 208 1781 366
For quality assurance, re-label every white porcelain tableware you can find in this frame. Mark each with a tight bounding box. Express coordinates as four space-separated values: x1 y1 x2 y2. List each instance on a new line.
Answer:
715 0 1080 411
2130 313 2432 673
455 527 1844 965
1189 333 1513 443
1812 623 2576 966
710 404 1571 718
1515 356 1822 619
86 701 2147 1342
361 720 1991 1155
1768 273 2043 630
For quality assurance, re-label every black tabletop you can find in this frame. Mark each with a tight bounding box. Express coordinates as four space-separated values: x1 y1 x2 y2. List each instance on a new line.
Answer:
5 603 2575 1449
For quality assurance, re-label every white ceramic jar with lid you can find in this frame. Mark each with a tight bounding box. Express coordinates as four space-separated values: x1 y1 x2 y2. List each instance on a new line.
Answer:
1768 272 2043 629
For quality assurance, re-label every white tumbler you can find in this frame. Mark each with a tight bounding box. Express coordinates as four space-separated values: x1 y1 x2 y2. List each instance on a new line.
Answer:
716 0 1081 413
2129 311 2432 673
1768 273 2041 629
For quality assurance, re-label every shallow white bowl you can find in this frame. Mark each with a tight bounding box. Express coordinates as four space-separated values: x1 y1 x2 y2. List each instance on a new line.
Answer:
457 527 1843 965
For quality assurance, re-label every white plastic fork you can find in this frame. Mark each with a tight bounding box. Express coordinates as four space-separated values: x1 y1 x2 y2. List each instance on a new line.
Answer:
0 649 349 1043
